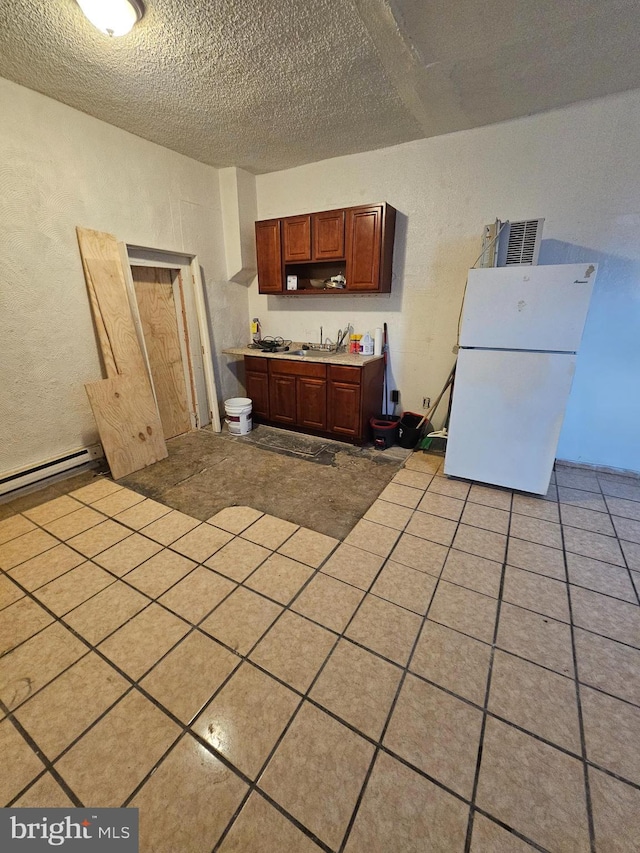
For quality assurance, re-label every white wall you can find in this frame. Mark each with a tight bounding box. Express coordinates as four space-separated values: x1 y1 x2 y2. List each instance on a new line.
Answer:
249 90 640 473
0 78 247 478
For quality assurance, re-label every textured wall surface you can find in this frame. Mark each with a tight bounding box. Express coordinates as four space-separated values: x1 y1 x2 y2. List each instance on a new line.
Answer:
0 78 247 477
249 89 640 472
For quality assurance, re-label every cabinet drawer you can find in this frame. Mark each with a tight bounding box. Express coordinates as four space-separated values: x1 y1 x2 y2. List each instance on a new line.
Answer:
329 365 362 385
270 360 326 379
245 356 268 373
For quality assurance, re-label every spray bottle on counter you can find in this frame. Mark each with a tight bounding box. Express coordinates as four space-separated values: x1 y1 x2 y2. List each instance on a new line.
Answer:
251 318 261 343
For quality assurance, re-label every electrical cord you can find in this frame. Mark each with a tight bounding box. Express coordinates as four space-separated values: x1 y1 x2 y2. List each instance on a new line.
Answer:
249 336 292 351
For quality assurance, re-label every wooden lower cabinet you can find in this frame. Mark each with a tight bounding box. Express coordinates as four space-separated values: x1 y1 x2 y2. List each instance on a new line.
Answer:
244 357 270 419
244 356 383 444
327 381 360 437
297 377 327 430
270 374 297 425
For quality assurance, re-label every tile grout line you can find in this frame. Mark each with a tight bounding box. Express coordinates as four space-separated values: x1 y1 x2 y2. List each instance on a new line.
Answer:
3 510 304 678
463 489 512 853
558 477 597 853
0 549 283 807
209 516 418 853
597 481 640 607
211 470 458 849
1 520 341 746
337 466 486 853
12 478 636 614
248 626 639 774
336 519 451 851
114 521 376 846
1 684 138 808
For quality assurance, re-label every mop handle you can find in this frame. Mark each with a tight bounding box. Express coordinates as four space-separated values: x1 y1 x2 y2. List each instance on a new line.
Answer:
426 362 457 422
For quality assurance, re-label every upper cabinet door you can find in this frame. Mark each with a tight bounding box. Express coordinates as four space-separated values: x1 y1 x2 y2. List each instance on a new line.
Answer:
346 205 383 291
283 215 312 262
255 219 283 293
312 210 345 260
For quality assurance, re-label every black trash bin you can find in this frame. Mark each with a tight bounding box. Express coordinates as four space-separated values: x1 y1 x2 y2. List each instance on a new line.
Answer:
370 415 400 449
398 412 429 449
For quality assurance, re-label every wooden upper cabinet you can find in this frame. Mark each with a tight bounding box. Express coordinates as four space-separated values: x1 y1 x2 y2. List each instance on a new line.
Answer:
346 205 383 292
255 202 395 294
255 219 283 293
312 210 345 260
282 215 312 262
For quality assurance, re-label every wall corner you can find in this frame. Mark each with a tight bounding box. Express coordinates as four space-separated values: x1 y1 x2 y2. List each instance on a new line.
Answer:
219 167 257 284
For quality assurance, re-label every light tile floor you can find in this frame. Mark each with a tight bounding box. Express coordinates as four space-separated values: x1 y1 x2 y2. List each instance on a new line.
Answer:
0 456 639 851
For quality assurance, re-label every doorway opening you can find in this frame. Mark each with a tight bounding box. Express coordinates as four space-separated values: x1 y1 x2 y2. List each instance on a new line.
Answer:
120 244 221 435
130 265 194 440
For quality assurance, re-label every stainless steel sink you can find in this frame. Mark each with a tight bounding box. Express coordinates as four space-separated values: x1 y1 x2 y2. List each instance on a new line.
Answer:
290 349 333 357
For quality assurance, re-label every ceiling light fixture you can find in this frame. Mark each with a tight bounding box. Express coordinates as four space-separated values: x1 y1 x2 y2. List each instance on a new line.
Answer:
76 0 145 37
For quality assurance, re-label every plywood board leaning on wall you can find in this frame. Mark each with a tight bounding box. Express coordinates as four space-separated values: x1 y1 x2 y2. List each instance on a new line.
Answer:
77 226 168 479
131 265 192 440
77 228 148 378
76 231 118 377
85 375 167 479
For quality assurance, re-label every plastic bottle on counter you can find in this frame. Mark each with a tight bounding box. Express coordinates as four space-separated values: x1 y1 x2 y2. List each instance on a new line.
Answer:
361 333 374 355
349 334 361 354
251 318 261 343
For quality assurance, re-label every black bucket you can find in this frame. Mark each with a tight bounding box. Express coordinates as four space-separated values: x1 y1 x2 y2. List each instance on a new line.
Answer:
398 412 429 449
370 415 400 449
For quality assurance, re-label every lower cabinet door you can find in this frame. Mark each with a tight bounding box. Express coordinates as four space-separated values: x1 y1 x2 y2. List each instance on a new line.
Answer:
297 378 327 430
269 374 297 424
328 381 361 438
245 371 270 419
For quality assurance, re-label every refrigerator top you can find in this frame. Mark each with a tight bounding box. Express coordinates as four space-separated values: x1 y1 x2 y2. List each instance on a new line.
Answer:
459 263 597 352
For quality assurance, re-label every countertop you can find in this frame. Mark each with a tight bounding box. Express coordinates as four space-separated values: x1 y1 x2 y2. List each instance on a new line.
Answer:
223 343 383 366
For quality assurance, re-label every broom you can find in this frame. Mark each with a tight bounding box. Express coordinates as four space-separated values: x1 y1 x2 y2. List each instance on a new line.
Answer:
417 362 457 450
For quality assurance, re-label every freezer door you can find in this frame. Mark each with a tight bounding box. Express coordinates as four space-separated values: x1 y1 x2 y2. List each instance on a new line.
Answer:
459 263 597 351
444 349 577 494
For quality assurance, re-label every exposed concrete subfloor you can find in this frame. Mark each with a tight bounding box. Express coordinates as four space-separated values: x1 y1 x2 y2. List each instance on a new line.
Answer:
117 426 410 541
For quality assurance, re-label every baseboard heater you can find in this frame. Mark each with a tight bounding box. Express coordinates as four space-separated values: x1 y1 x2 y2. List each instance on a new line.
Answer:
0 444 104 497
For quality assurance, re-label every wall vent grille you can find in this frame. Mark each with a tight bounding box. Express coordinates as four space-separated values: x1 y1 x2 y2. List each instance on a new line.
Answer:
478 218 544 268
504 218 544 265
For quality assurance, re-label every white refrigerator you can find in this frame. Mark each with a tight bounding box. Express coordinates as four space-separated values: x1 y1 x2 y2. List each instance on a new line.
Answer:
444 263 597 494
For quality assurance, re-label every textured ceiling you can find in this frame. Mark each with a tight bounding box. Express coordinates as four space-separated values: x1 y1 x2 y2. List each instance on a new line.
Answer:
1 0 640 173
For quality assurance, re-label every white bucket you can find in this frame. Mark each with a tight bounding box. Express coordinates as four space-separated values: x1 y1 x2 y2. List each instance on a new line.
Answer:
224 397 252 435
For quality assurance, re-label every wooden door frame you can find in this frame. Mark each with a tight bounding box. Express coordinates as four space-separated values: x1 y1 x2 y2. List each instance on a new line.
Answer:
119 244 222 433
